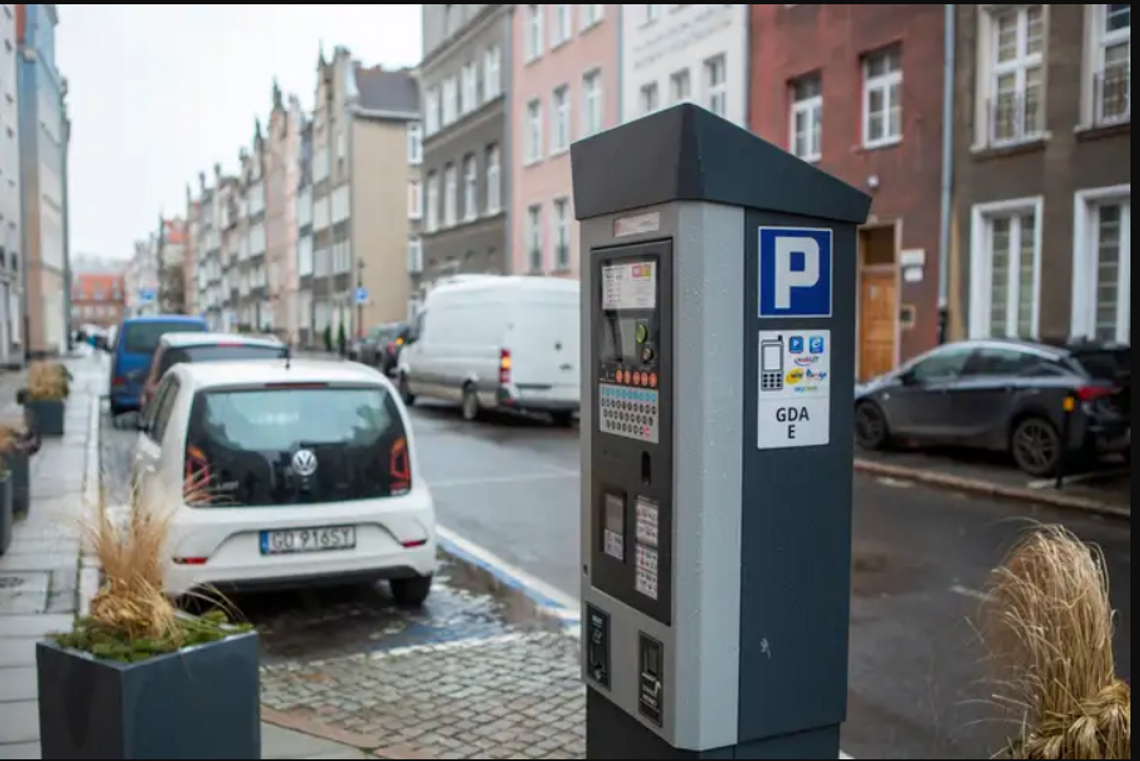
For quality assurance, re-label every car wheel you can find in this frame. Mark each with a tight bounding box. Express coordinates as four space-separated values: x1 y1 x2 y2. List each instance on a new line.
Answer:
461 385 481 422
551 411 575 428
391 575 433 607
855 402 891 450
1011 416 1062 477
109 401 126 418
398 374 415 406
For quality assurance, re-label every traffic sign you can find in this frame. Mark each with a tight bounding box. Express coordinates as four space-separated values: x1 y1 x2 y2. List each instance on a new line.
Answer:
757 227 833 318
355 286 368 305
139 288 156 304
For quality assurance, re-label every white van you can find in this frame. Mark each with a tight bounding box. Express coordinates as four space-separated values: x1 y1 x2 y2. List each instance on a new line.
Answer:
396 276 580 425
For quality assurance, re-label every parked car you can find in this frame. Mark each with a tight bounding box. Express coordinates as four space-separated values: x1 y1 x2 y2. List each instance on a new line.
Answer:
140 333 288 414
356 322 412 376
396 276 580 425
854 339 1130 476
132 359 436 604
107 315 208 416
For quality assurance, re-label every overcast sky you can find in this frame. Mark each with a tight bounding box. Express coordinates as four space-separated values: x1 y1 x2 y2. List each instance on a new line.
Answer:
56 4 423 262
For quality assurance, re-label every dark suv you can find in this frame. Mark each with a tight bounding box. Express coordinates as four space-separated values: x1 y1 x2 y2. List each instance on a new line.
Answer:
357 322 412 376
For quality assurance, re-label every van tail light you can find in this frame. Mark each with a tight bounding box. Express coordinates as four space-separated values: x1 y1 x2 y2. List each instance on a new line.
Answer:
1077 386 1114 403
184 444 214 506
499 349 512 385
112 376 127 390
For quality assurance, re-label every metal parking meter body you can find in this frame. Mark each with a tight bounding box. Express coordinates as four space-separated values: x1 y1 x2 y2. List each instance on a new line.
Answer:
572 104 871 760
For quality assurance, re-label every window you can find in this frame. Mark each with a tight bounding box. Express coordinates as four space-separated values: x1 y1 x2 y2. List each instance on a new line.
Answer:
863 48 903 147
705 55 727 116
461 63 478 115
790 74 823 161
963 347 1044 377
526 99 543 163
486 144 502 214
552 86 570 153
969 200 1043 340
1073 189 1130 344
485 46 502 100
527 205 544 273
552 199 571 271
442 77 459 126
581 4 604 29
425 88 440 135
646 5 663 23
408 180 423 221
426 173 440 232
670 69 691 104
463 155 478 222
407 236 424 274
1093 4 1131 124
582 70 603 137
987 5 1045 145
526 5 545 62
640 83 660 114
553 5 573 46
444 164 458 227
407 123 423 165
908 346 973 383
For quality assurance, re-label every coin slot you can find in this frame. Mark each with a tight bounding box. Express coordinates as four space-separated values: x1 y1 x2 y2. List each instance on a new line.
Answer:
641 451 652 486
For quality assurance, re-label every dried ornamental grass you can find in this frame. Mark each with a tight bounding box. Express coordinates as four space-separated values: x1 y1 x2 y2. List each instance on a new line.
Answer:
27 361 69 402
984 525 1130 760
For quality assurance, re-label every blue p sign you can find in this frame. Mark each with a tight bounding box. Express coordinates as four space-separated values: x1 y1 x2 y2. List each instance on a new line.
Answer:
758 227 833 319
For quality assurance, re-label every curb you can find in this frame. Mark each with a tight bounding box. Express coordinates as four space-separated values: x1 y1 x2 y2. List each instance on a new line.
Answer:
854 459 1130 522
77 390 103 617
260 707 384 752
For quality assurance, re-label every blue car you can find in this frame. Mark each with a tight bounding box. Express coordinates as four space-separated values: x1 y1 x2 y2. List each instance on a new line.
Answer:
108 315 208 416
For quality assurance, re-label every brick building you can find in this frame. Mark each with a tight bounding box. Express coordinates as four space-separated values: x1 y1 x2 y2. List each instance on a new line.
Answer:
750 4 948 380
70 272 124 329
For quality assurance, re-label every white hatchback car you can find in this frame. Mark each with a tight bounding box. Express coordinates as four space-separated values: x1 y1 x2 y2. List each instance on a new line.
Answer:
132 359 436 605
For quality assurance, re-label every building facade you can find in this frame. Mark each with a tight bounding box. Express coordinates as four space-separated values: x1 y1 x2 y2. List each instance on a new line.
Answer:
952 3 1130 346
266 82 301 342
296 118 314 345
1 4 21 366
420 4 510 290
156 216 187 314
70 271 123 329
184 193 200 317
123 236 158 317
751 4 948 381
510 4 618 278
16 3 68 357
621 4 750 126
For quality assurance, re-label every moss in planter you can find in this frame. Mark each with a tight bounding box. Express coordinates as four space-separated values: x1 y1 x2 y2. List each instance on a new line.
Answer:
54 610 254 664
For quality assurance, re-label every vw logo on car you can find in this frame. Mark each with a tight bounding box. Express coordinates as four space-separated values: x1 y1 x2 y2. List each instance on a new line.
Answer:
291 449 318 477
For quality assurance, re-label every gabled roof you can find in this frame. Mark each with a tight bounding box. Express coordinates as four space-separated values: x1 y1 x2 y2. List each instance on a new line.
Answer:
353 65 418 115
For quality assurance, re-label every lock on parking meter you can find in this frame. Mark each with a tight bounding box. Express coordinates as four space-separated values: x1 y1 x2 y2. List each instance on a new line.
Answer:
571 104 871 759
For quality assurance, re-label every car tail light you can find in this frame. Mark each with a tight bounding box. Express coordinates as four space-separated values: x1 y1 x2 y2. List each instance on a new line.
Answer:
390 437 411 493
184 444 213 506
387 341 398 355
499 349 512 385
1078 386 1114 403
401 539 428 549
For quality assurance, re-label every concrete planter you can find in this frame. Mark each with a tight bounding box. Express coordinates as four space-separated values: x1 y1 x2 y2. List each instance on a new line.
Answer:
36 630 261 759
25 399 66 438
6 450 30 518
0 471 11 555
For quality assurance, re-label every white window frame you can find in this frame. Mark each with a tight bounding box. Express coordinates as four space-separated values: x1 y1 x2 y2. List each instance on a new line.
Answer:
551 85 570 154
581 4 604 30
444 164 458 227
407 236 423 274
1089 4 1131 126
552 198 571 271
461 63 478 116
463 155 478 222
407 179 422 221
789 76 823 162
980 5 1046 147
968 197 1045 340
582 69 603 138
426 173 440 232
704 55 727 117
407 122 423 165
525 99 543 164
425 88 440 135
484 46 502 100
527 204 544 273
442 77 459 126
525 5 545 63
1071 184 1130 343
646 5 663 24
486 144 502 215
552 4 573 47
862 48 903 149
670 69 691 105
640 82 659 115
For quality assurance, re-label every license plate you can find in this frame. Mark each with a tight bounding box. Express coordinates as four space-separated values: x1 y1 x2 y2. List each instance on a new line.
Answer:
260 526 357 555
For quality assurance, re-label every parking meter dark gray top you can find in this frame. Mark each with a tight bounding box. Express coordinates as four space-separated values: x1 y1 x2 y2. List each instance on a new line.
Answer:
572 104 871 760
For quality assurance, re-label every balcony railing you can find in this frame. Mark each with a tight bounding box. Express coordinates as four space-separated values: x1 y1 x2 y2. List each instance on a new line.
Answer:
1094 65 1130 126
987 90 1045 146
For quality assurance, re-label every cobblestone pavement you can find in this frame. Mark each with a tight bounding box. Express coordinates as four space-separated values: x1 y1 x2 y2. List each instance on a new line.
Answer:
261 630 585 760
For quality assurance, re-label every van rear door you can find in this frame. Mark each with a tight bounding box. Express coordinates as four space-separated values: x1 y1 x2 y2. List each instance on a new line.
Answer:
506 299 580 405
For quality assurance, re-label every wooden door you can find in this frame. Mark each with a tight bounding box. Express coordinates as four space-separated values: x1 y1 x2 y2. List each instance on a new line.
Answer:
859 269 897 382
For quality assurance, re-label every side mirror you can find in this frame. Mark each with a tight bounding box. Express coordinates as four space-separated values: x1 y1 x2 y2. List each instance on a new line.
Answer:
899 370 920 387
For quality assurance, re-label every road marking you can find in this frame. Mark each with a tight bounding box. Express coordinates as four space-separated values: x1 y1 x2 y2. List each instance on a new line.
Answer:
427 472 578 489
1027 468 1129 490
950 585 995 604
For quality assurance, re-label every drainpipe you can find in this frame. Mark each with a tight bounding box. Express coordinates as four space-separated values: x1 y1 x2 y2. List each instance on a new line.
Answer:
937 4 956 345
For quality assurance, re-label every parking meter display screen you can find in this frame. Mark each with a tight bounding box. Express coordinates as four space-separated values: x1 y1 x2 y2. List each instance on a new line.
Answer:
601 318 640 362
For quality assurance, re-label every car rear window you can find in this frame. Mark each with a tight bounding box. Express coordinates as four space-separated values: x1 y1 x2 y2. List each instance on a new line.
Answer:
123 322 206 355
185 384 411 507
158 344 287 377
1070 348 1130 382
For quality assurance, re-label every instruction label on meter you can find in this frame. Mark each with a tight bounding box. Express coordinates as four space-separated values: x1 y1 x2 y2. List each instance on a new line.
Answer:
602 262 656 311
635 498 659 547
756 330 832 450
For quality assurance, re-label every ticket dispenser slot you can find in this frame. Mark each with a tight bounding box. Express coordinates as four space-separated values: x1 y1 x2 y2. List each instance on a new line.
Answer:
591 242 674 627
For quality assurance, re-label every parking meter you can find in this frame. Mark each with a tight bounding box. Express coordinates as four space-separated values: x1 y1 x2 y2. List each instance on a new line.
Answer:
572 104 871 759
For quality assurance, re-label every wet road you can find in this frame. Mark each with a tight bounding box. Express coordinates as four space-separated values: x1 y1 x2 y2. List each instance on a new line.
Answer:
99 392 1130 760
